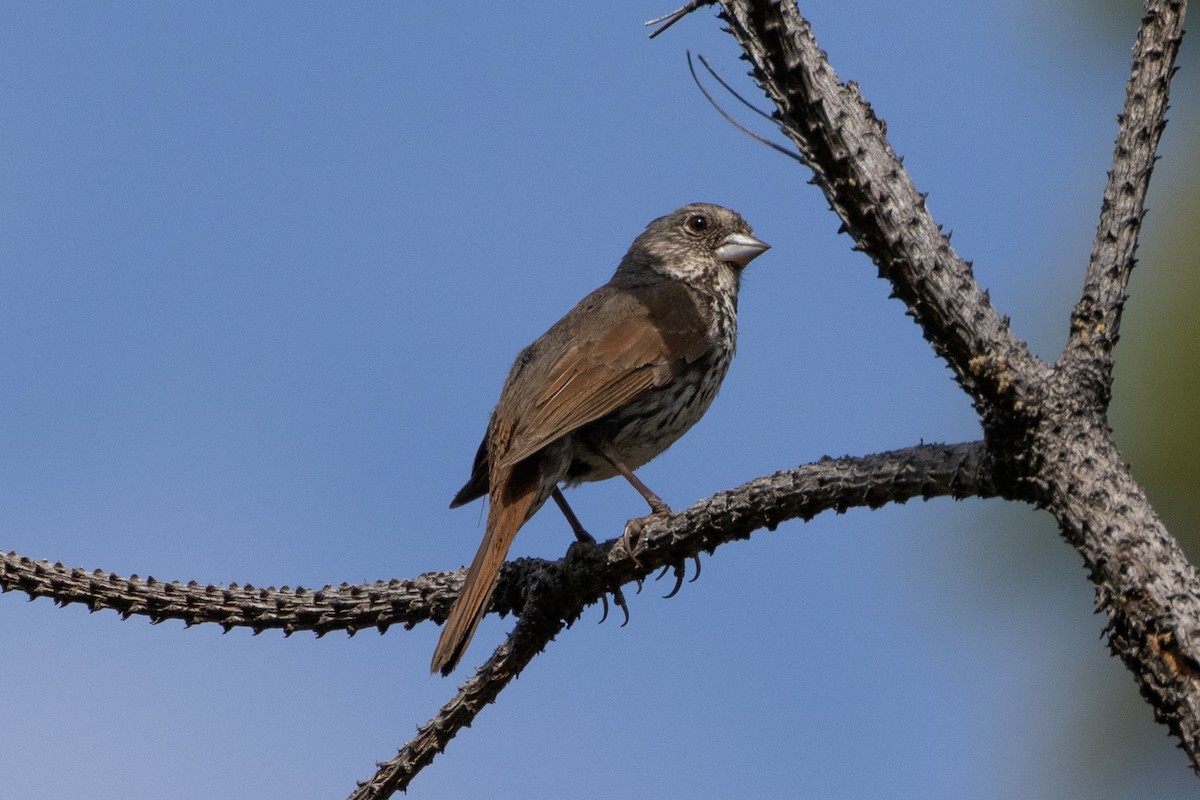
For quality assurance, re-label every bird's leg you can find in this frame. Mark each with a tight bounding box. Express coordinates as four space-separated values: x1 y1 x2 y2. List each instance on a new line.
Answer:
553 486 630 626
592 444 672 515
551 486 594 544
592 444 701 597
591 443 675 566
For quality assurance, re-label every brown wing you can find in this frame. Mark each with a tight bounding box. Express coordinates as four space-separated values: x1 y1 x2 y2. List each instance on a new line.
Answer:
495 280 710 471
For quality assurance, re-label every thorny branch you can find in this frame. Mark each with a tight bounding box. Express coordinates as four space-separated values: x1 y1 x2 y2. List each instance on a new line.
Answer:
1 443 995 799
352 442 994 798
349 606 568 800
719 0 1052 434
1 443 992 636
716 0 1198 773
1063 2 1184 403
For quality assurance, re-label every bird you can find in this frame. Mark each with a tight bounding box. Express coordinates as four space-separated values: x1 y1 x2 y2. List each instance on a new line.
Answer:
431 203 769 675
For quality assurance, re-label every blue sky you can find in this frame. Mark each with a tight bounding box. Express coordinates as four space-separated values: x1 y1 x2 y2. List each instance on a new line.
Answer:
2 2 1197 798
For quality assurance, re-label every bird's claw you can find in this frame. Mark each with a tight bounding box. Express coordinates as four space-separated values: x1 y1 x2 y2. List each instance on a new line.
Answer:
663 562 686 599
620 518 645 567
564 533 630 628
619 507 672 567
613 584 631 627
597 583 631 627
657 553 704 599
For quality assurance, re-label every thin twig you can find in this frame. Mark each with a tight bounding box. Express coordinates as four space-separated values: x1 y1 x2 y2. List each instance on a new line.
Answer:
645 0 716 39
687 51 804 164
695 52 780 125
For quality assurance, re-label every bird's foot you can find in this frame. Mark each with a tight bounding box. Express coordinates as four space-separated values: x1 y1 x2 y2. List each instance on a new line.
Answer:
597 583 631 627
565 531 599 564
618 506 672 567
565 533 631 627
656 553 703 598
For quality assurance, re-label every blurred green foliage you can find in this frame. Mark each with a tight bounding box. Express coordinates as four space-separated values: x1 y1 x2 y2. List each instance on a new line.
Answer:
1112 175 1200 559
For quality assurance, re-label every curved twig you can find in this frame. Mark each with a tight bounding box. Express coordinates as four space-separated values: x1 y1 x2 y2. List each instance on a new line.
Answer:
687 51 804 163
1 444 993 637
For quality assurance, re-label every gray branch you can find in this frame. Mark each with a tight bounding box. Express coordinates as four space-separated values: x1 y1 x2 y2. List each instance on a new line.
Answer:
1 442 990 635
349 596 567 800
716 0 1050 423
0 550 456 634
1063 3 1184 402
1 442 994 799
351 442 995 799
717 0 1198 770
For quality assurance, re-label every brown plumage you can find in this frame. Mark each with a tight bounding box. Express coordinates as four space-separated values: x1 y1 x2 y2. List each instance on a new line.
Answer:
432 203 769 675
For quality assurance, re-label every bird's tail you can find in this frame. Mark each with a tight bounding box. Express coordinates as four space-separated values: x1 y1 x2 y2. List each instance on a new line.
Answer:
431 462 539 676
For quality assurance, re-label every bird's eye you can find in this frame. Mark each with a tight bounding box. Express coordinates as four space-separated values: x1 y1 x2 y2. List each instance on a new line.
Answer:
686 214 709 233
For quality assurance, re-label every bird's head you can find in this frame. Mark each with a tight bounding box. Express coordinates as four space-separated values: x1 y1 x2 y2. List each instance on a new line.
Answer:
618 203 770 287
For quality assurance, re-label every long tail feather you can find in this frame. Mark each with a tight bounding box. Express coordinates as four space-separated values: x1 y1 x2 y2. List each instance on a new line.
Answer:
431 463 539 675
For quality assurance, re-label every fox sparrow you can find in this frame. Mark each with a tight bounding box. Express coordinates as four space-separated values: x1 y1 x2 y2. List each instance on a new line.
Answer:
432 203 769 675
